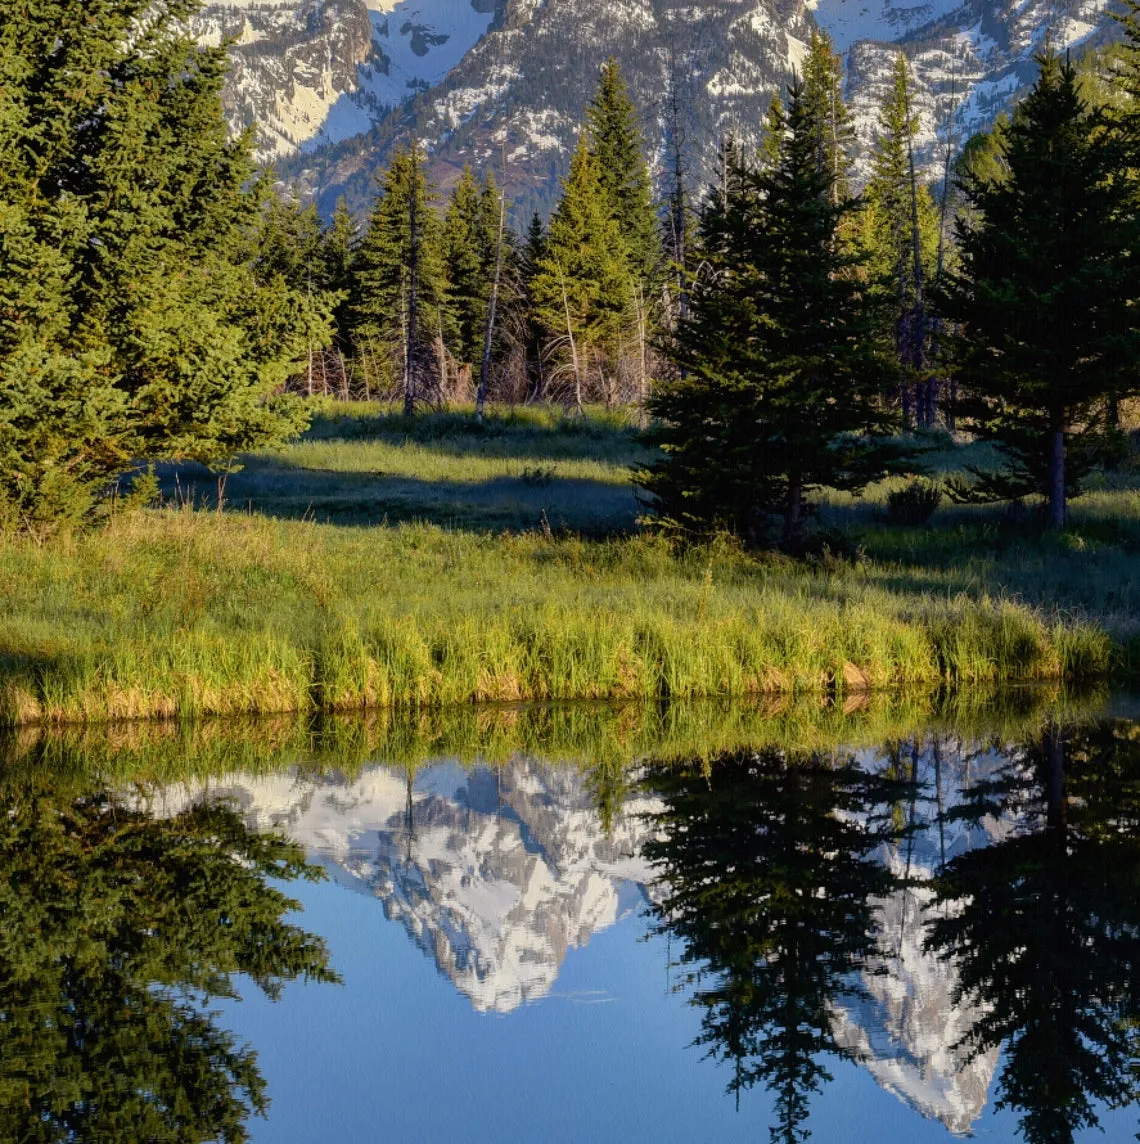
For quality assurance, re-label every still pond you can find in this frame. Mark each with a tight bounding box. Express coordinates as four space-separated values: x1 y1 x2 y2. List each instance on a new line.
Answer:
3 694 1140 1142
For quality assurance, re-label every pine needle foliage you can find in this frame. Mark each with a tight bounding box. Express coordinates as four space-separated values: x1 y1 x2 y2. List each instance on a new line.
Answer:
0 0 312 532
939 51 1140 527
641 82 905 549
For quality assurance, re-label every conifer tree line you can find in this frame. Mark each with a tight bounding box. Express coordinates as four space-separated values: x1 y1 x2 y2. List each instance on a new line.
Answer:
289 58 668 415
643 20 1140 543
4 0 1140 536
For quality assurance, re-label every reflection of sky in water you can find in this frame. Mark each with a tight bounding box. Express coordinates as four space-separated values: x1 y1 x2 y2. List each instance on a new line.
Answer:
180 742 1140 1143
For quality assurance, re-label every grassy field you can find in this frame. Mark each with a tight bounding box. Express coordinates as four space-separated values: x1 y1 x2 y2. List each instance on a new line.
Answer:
1 402 1137 727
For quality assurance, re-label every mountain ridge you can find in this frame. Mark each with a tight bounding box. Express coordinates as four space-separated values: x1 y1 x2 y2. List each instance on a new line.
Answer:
192 0 1122 216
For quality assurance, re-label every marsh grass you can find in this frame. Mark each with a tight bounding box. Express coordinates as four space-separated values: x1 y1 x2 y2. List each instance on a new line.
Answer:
0 685 1114 789
3 405 1138 727
0 507 1115 726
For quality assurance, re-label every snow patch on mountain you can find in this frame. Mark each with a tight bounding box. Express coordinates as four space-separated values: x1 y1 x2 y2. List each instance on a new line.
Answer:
194 0 499 161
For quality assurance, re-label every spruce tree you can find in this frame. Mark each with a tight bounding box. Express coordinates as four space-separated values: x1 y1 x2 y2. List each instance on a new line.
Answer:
641 83 902 548
322 196 358 369
585 59 662 285
802 30 855 203
348 141 447 412
0 0 312 530
443 166 491 374
520 211 549 400
859 54 940 427
939 51 1140 527
532 137 633 408
643 749 910 1142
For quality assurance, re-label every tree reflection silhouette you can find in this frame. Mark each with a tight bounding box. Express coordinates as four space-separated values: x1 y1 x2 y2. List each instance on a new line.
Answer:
643 748 912 1143
927 721 1140 1144
0 780 339 1144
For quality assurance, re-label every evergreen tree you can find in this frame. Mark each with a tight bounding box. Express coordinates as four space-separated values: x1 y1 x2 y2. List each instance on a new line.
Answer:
758 96 788 171
254 192 339 396
443 166 492 373
348 141 447 412
801 30 855 203
0 0 312 530
519 211 549 400
859 54 940 427
641 83 903 548
323 197 358 302
927 722 1140 1144
585 58 662 285
322 197 359 371
442 166 514 388
939 51 1140 527
533 137 633 408
0 775 338 1143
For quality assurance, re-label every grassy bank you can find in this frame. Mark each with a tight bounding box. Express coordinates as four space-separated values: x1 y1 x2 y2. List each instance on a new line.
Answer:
0 507 1115 726
1 404 1136 727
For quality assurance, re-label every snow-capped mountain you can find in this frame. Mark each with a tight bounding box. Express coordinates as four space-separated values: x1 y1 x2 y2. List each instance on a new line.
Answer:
831 746 1014 1135
193 0 1122 213
150 757 661 1013
838 0 1118 179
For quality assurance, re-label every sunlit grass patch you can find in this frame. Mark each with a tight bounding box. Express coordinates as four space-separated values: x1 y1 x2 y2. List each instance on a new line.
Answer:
0 509 1116 727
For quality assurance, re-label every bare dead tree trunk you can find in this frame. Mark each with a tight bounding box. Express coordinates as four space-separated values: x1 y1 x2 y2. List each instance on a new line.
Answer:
403 140 421 418
1049 416 1066 529
557 263 583 415
436 307 448 404
477 175 508 424
784 473 804 550
635 281 649 420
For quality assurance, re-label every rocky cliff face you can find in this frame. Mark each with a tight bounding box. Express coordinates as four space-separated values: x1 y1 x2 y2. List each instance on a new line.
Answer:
192 0 503 162
835 0 1117 177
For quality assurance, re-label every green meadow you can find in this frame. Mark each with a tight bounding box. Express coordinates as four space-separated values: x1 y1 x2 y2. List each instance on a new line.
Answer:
1 402 1137 727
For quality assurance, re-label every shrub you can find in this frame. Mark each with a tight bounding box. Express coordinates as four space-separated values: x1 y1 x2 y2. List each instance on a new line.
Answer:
887 480 944 527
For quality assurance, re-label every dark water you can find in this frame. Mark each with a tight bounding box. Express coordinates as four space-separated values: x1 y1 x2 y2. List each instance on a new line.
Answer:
3 698 1140 1142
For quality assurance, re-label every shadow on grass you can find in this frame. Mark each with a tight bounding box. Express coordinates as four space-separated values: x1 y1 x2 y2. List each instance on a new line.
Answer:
158 460 642 535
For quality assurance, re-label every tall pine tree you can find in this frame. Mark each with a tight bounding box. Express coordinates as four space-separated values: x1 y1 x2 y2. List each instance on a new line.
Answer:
802 30 855 204
533 137 633 409
939 51 1140 527
348 141 448 413
642 82 902 548
585 58 662 286
859 54 940 427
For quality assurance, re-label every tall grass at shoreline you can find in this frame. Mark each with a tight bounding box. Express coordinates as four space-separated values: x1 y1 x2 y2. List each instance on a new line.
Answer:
0 507 1114 727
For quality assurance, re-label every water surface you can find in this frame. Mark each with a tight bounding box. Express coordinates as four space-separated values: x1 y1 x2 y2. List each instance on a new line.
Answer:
3 696 1139 1142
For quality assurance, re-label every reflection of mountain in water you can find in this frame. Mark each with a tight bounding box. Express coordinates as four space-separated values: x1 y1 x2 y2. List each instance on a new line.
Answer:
153 746 1012 1126
830 748 1018 1135
156 761 660 1013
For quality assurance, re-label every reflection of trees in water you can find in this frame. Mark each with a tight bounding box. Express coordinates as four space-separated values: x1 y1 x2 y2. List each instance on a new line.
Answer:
643 724 1140 1144
642 749 913 1144
927 722 1140 1144
0 781 339 1144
